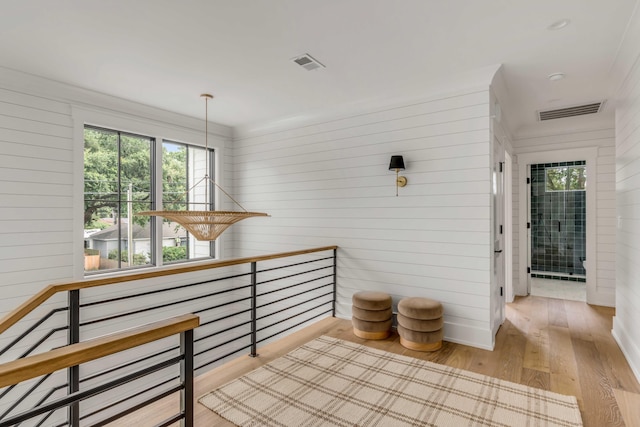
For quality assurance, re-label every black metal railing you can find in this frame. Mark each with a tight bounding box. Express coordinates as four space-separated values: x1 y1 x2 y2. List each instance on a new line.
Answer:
0 246 338 426
0 314 198 427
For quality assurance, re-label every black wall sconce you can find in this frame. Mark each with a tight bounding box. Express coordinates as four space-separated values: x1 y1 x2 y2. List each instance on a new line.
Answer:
389 155 407 196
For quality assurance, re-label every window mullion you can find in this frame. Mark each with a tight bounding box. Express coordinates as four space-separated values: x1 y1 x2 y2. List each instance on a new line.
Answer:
154 137 163 267
117 132 123 270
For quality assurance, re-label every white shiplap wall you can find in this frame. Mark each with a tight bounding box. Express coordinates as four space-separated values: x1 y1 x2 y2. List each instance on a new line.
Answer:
612 33 640 382
0 88 74 327
512 128 616 306
511 159 520 297
0 69 237 421
232 89 496 349
0 68 233 321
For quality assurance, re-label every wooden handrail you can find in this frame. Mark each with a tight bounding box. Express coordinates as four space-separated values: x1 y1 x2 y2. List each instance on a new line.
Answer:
0 314 199 388
0 245 337 335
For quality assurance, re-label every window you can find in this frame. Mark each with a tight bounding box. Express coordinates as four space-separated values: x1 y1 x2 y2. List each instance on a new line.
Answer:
83 126 214 274
162 140 214 262
545 165 586 192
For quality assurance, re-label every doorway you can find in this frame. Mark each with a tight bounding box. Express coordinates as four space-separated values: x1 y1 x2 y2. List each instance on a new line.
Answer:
529 161 586 302
492 137 506 333
517 148 597 304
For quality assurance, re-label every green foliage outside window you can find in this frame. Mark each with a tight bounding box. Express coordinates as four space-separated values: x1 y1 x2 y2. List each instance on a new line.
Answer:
162 246 187 262
83 127 188 227
84 126 213 273
107 249 148 265
106 247 186 264
545 166 586 192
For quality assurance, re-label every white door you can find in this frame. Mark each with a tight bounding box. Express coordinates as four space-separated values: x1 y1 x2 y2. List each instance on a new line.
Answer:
492 137 506 330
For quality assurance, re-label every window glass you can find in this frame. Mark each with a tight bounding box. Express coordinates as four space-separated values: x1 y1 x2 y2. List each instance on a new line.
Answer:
545 166 586 192
161 141 214 263
83 127 214 274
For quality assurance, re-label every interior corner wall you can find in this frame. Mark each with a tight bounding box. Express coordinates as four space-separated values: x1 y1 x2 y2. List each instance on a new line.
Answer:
0 73 232 317
612 45 640 382
0 68 237 421
511 128 616 305
0 69 235 318
231 89 495 349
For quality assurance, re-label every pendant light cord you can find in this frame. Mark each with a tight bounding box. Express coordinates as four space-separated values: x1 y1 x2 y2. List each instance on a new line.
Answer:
204 94 209 209
187 93 248 212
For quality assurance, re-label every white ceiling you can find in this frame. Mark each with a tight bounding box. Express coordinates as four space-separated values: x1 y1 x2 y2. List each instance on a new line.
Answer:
2 0 637 133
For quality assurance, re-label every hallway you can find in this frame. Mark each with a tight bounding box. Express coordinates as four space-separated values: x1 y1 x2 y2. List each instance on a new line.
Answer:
113 296 640 427
530 277 586 302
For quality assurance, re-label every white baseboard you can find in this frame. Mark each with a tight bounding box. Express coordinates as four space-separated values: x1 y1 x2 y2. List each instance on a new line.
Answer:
336 306 494 351
612 316 640 385
588 289 615 307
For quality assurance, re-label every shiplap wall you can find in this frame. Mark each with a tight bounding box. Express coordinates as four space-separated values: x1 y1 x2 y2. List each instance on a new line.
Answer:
613 41 640 381
0 87 74 334
232 89 496 349
0 69 233 322
511 159 520 297
0 69 238 422
512 128 616 305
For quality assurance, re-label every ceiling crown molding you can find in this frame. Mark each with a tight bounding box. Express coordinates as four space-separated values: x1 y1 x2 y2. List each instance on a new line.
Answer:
0 65 232 138
233 64 501 140
609 1 640 97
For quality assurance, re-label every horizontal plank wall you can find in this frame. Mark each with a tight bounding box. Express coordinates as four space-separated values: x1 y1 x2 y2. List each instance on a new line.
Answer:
511 159 520 298
0 68 233 320
612 22 640 382
232 89 495 349
0 87 74 328
0 68 236 421
512 127 616 306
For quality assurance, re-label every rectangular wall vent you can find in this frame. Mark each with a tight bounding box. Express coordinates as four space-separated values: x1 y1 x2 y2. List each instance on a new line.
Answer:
292 53 325 71
538 102 604 121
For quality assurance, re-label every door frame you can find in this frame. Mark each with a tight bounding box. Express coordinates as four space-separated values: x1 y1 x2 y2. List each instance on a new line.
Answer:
504 151 514 303
492 136 506 333
517 148 598 302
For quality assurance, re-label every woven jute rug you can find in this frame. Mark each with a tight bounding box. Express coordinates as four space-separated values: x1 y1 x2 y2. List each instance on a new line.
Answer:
199 336 583 426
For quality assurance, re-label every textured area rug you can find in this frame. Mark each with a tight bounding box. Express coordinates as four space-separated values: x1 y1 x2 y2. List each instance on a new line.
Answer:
199 336 583 426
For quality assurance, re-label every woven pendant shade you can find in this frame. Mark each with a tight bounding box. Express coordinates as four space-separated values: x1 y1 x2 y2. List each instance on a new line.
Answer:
137 210 268 241
137 93 268 241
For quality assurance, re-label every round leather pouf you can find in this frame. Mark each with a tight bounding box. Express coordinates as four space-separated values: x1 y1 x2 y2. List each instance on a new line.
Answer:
398 297 443 320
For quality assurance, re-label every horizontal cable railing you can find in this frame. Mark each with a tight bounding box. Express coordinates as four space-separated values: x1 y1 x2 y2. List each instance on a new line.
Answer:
0 245 338 426
0 314 199 427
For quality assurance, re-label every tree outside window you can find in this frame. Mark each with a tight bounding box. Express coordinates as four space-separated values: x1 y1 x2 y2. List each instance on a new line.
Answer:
545 166 586 192
83 126 214 274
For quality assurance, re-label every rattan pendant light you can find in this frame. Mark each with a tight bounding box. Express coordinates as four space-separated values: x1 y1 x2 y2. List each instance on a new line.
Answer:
137 94 268 240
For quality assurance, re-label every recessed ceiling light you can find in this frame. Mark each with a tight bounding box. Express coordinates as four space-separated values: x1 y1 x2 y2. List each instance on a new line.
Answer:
548 72 565 81
548 19 570 30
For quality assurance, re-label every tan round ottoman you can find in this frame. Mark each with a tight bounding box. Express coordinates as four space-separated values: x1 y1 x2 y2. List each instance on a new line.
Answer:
397 297 443 351
352 291 392 340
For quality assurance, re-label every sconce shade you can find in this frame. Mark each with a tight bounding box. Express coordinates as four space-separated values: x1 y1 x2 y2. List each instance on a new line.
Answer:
389 155 405 170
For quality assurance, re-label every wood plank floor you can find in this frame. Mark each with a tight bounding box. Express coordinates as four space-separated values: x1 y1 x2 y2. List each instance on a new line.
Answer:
114 296 640 427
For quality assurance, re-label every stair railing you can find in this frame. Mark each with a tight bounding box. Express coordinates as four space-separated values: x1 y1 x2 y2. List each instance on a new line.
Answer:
0 245 338 426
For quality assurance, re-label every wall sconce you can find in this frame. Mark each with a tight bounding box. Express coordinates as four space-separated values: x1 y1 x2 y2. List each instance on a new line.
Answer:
389 155 407 196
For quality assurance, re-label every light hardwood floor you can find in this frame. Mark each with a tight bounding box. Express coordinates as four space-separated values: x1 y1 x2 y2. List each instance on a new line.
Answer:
114 296 640 427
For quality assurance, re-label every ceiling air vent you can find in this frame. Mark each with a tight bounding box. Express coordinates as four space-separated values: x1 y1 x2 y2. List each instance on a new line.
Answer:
538 102 604 121
292 53 325 71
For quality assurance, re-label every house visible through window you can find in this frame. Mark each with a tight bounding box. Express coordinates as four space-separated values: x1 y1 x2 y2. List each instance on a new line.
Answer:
83 126 214 274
